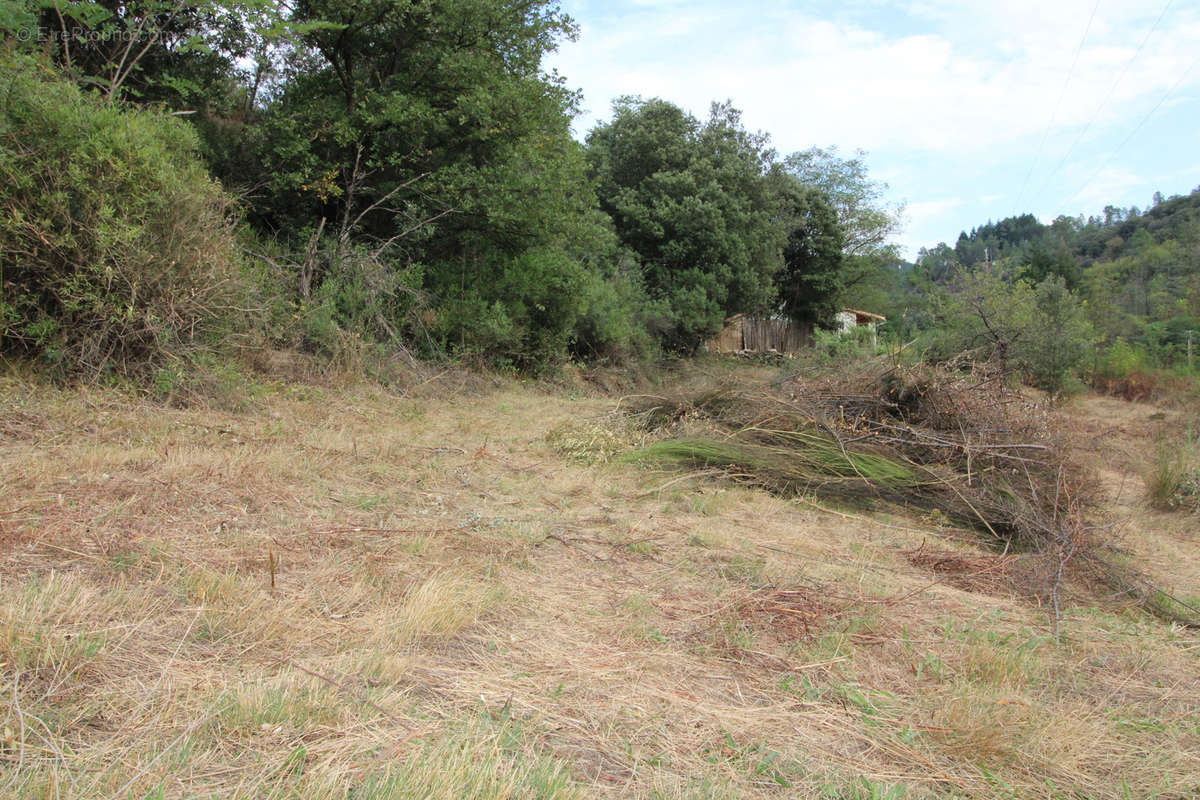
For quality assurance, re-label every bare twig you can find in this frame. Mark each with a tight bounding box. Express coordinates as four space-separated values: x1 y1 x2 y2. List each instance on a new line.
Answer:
278 658 417 731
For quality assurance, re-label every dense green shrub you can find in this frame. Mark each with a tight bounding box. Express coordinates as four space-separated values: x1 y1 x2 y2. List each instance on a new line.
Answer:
1147 427 1200 511
569 264 656 364
306 249 424 356
586 98 786 352
921 264 1033 366
812 325 877 362
0 52 242 377
426 248 592 371
1094 338 1146 381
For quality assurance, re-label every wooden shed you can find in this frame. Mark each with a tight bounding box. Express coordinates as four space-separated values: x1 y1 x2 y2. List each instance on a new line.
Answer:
834 308 887 334
707 314 812 356
834 307 887 347
709 314 747 353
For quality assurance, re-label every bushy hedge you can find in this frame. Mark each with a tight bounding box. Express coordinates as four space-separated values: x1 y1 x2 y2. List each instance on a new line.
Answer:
0 52 242 377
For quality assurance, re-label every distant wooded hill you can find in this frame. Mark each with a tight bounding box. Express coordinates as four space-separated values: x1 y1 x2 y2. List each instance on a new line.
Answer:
946 188 1200 272
911 187 1200 362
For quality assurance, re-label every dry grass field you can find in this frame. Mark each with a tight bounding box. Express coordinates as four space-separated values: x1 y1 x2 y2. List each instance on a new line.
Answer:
0 361 1197 799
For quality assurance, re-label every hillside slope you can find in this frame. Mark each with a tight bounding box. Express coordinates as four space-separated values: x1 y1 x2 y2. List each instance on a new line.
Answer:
1 366 1197 799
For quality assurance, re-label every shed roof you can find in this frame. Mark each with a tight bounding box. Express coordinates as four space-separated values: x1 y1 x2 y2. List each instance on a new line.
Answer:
842 307 887 323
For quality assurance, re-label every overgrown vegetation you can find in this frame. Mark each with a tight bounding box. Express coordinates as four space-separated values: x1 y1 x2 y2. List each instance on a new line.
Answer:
0 51 242 378
1147 424 1200 511
0 0 1191 402
913 187 1200 396
0 0 911 379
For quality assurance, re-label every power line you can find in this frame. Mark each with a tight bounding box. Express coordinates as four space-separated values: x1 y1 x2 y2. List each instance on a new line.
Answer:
1033 0 1174 201
1014 0 1102 210
1053 46 1200 218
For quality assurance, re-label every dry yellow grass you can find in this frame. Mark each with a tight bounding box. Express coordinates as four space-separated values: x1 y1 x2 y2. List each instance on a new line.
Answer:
0 362 1197 799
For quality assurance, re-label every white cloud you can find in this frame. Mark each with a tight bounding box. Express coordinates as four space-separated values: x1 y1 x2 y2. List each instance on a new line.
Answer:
550 0 1200 258
907 197 963 222
898 197 965 255
1059 166 1148 215
551 1 1200 156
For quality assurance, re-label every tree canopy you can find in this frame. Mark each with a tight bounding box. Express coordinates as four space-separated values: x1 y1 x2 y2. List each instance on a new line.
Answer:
918 186 1200 369
773 177 845 326
1 1 901 374
586 97 785 351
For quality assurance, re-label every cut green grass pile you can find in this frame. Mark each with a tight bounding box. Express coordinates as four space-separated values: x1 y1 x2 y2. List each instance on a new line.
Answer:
624 369 1080 551
629 436 918 488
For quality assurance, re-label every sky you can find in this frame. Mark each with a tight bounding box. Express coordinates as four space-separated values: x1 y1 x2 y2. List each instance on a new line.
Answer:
545 0 1200 260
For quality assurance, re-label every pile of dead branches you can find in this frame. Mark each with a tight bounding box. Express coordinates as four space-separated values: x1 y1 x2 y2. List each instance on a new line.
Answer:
625 360 1200 626
627 361 1092 553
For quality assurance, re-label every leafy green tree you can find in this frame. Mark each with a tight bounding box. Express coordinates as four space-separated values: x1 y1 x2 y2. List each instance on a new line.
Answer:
246 0 576 243
213 0 633 368
773 177 845 326
0 1 34 37
1017 276 1095 395
928 265 1094 392
954 230 988 268
916 243 962 285
1021 237 1080 288
929 263 1034 372
781 146 900 258
586 97 784 351
781 146 903 320
7 0 286 110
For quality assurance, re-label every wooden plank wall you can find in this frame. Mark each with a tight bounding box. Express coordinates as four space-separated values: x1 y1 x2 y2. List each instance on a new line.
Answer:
712 321 745 353
709 316 811 356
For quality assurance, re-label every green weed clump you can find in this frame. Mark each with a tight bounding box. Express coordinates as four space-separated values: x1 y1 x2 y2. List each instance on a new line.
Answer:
1146 429 1200 511
545 416 640 463
0 52 243 379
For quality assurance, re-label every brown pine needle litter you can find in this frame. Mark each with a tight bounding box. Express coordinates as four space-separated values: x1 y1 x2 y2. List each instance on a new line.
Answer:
1 359 1198 798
